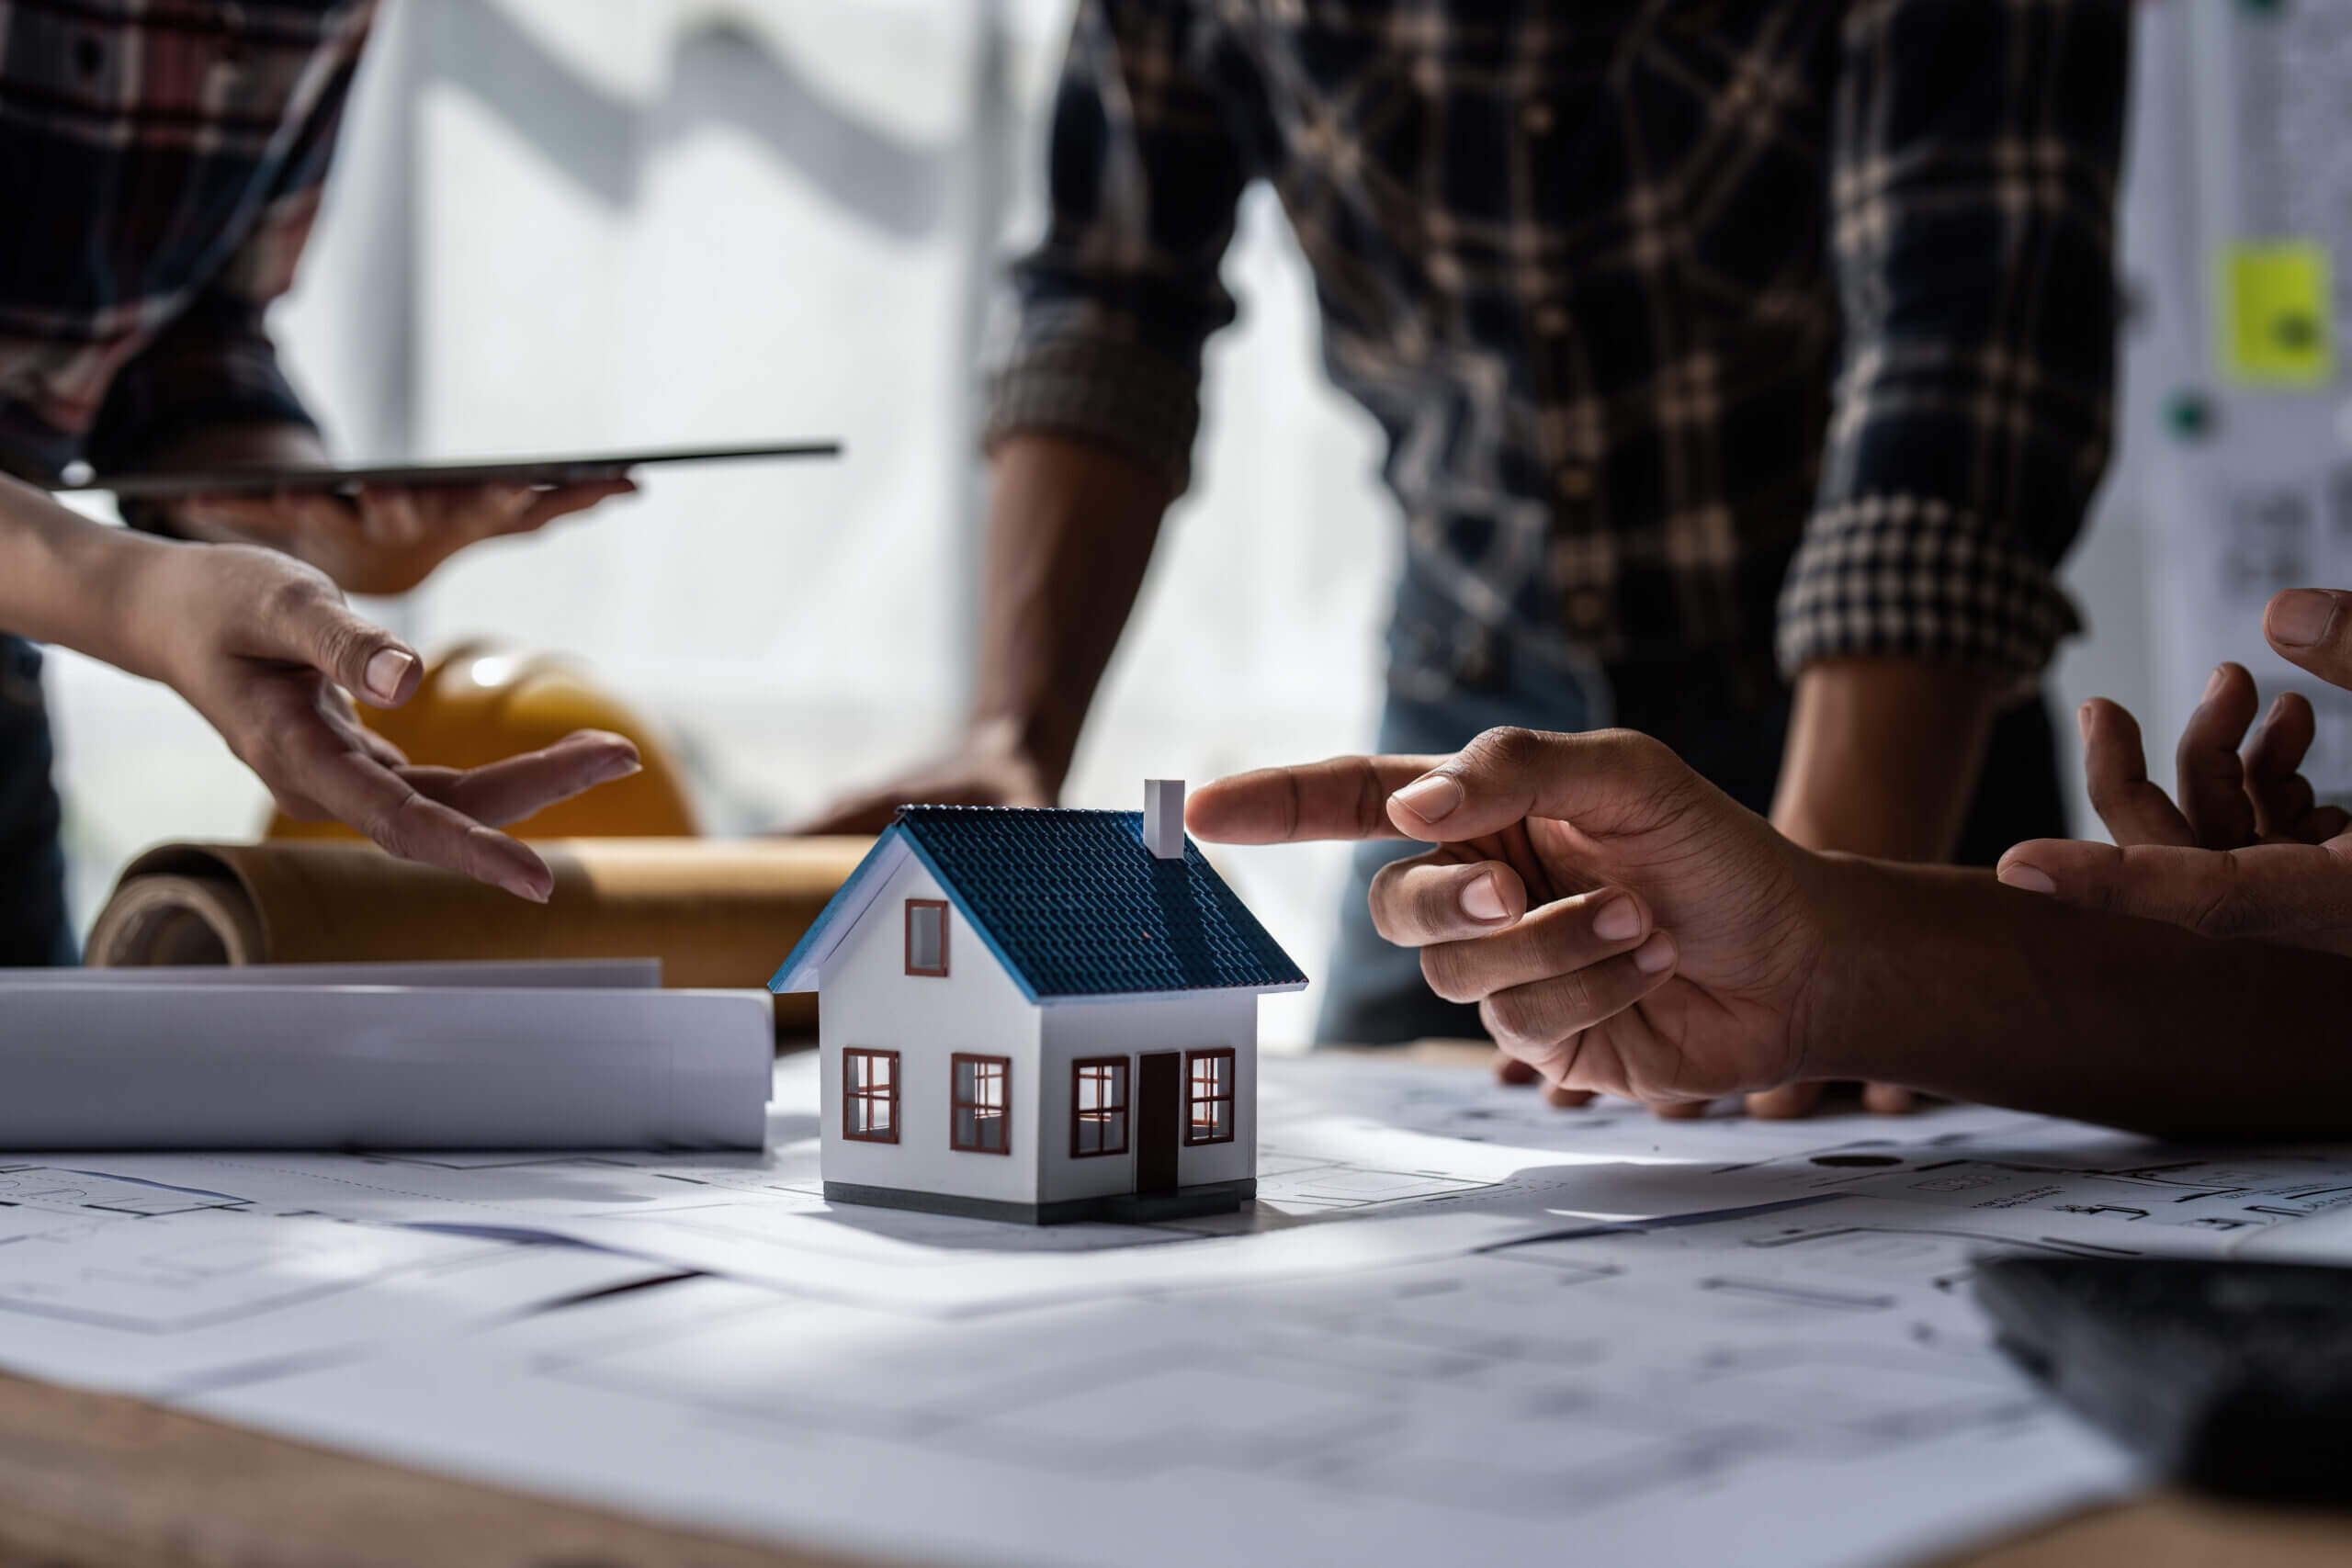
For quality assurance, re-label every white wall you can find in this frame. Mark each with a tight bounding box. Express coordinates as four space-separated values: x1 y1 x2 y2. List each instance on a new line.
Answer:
1037 991 1258 1204
817 852 1040 1205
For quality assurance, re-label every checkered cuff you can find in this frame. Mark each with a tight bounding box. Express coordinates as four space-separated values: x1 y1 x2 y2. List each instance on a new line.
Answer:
983 330 1202 498
85 299 317 479
1775 494 2081 681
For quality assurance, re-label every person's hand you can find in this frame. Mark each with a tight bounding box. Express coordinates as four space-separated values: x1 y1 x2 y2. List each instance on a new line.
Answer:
169 479 634 597
137 423 633 595
794 720 1053 834
123 540 640 898
1998 589 2352 953
1188 728 1829 1107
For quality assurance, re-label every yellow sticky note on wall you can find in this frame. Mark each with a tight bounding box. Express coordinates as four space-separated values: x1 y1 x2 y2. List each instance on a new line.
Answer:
2222 242 2335 387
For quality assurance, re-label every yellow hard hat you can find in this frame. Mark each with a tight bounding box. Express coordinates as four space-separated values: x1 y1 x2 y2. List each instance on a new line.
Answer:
268 641 698 841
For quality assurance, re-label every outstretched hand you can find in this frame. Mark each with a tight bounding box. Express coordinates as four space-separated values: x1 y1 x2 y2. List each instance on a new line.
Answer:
1188 728 1826 1107
1999 589 2352 952
128 542 639 898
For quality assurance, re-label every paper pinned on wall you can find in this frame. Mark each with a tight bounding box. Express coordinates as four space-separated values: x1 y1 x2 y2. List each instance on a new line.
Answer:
2220 240 2335 386
0 984 773 1150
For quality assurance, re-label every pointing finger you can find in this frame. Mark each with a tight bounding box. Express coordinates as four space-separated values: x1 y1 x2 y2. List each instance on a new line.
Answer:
1384 728 1708 844
1188 755 1445 844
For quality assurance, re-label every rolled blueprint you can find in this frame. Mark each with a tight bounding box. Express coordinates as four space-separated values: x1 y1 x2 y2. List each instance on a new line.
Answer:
85 839 873 1032
0 985 774 1149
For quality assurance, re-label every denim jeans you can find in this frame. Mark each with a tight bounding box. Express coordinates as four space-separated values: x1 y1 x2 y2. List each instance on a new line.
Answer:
1315 594 2064 1045
0 636 74 966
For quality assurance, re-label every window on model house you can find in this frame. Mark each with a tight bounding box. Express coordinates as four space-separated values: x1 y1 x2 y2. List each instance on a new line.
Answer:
951 1054 1011 1154
905 898 949 976
1184 1049 1236 1145
1071 1058 1129 1156
842 1049 899 1143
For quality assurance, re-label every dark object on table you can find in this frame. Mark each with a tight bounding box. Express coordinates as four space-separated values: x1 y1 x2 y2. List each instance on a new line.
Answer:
1976 1256 2352 1505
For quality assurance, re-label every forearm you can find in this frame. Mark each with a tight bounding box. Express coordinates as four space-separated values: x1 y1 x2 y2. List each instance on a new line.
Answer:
970 433 1172 791
0 477 171 675
1804 855 2352 1136
1769 657 2007 862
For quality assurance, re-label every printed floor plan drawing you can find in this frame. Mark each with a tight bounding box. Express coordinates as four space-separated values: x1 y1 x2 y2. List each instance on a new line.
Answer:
0 1165 661 1395
15 1054 2352 1566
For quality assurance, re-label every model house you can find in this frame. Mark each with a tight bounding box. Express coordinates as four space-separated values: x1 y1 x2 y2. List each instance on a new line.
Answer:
769 782 1306 1224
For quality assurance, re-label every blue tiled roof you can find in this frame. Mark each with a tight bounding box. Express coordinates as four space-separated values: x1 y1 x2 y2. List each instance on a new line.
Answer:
866 807 1303 999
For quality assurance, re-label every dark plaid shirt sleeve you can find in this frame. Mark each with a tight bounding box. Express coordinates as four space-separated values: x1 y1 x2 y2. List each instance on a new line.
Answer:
1776 0 2131 682
982 0 1253 495
82 29 367 471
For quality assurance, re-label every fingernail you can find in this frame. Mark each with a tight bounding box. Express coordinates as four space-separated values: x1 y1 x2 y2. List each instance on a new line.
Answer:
1633 931 1676 974
1460 874 1509 922
1592 896 1642 942
2000 864 2056 895
364 648 417 703
2271 590 2337 649
1392 773 1464 825
2076 702 2094 743
500 872 550 904
2203 665 2228 702
593 753 643 784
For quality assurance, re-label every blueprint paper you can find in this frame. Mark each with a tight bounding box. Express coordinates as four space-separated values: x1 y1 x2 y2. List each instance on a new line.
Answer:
64 1055 2094 1316
39 1055 2352 1568
0 984 771 1148
1259 1056 2057 1163
0 1164 665 1397
193 1249 2135 1568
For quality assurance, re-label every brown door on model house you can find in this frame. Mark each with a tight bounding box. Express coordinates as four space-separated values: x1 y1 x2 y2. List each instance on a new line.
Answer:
1136 1052 1182 1192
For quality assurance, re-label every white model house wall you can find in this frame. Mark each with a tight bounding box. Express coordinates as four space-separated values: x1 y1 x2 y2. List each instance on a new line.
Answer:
1036 991 1258 1206
817 855 1043 1205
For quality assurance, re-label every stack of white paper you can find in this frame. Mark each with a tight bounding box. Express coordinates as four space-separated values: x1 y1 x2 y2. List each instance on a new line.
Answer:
0 963 771 1150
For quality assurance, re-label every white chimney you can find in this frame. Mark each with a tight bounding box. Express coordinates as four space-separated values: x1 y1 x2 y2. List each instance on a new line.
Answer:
1144 779 1186 860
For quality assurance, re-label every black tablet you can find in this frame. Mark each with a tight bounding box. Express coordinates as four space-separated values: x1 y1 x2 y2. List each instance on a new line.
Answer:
78 440 842 499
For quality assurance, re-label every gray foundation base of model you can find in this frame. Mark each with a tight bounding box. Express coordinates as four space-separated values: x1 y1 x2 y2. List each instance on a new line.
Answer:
822 1178 1256 1226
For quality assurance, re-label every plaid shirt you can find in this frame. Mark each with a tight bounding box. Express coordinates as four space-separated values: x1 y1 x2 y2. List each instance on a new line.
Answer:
986 0 2129 686
0 0 373 486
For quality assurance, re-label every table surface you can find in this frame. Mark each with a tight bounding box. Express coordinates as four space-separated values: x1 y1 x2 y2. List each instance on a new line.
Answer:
5 1045 2346 1568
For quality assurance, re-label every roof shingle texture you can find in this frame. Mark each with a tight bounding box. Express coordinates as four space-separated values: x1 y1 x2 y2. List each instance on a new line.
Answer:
896 807 1306 998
